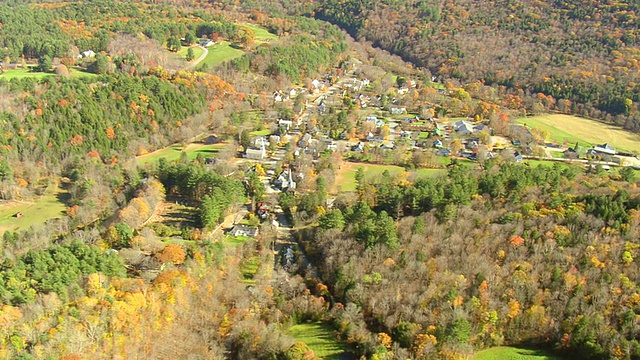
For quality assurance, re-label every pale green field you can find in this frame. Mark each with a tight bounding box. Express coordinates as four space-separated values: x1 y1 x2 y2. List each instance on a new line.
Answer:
201 41 244 67
474 346 563 360
516 114 640 154
0 190 67 234
288 322 347 360
0 68 97 80
335 161 445 192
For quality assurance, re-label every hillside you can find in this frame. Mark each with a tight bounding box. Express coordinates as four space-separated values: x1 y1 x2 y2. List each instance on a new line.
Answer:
309 0 640 131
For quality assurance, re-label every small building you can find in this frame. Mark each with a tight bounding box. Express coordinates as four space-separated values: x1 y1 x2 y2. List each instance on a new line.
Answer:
514 151 523 162
434 139 443 148
352 142 365 152
390 107 407 115
437 148 451 156
230 224 259 237
79 50 95 58
202 135 219 144
592 143 616 156
245 148 266 160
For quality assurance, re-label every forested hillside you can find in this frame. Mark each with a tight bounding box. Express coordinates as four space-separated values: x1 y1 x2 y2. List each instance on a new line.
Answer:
295 163 640 359
252 0 640 131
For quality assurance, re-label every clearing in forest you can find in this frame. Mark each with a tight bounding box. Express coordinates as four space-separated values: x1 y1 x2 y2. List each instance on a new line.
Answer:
516 114 640 154
241 23 278 41
0 188 68 234
288 322 347 360
200 41 244 67
473 346 564 360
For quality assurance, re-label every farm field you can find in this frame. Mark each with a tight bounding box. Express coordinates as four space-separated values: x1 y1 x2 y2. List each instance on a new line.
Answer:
287 322 347 360
474 346 563 360
137 142 227 165
200 41 244 67
0 189 67 234
516 114 640 154
334 161 445 192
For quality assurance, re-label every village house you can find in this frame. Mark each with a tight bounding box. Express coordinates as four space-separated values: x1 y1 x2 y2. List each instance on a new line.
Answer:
390 107 407 115
278 119 294 131
454 120 475 135
230 224 259 237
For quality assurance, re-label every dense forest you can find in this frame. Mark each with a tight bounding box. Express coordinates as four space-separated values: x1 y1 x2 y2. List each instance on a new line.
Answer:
291 162 640 359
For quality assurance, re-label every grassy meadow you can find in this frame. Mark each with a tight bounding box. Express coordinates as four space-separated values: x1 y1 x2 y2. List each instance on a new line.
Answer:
200 41 244 67
241 23 278 41
177 45 205 61
0 67 98 80
288 322 347 360
516 114 640 154
0 190 67 234
334 161 445 192
474 346 563 360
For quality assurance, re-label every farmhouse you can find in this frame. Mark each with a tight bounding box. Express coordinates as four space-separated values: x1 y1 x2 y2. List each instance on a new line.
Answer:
198 39 215 47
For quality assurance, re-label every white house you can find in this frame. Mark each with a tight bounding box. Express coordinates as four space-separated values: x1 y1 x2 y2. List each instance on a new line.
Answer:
230 224 259 237
78 50 95 59
198 39 215 47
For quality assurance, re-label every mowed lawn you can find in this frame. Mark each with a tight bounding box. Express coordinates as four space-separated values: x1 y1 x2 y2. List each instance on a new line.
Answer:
474 346 563 360
137 143 227 165
516 114 640 153
335 161 445 192
177 45 204 61
0 191 67 234
288 322 347 360
201 41 244 67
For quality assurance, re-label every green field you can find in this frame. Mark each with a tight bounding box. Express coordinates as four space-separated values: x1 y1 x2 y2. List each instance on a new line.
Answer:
250 129 271 137
335 162 445 192
200 41 244 67
240 256 260 284
137 143 227 165
0 68 98 80
241 23 278 41
177 45 204 61
474 346 563 360
0 189 67 234
288 322 347 360
516 114 640 154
